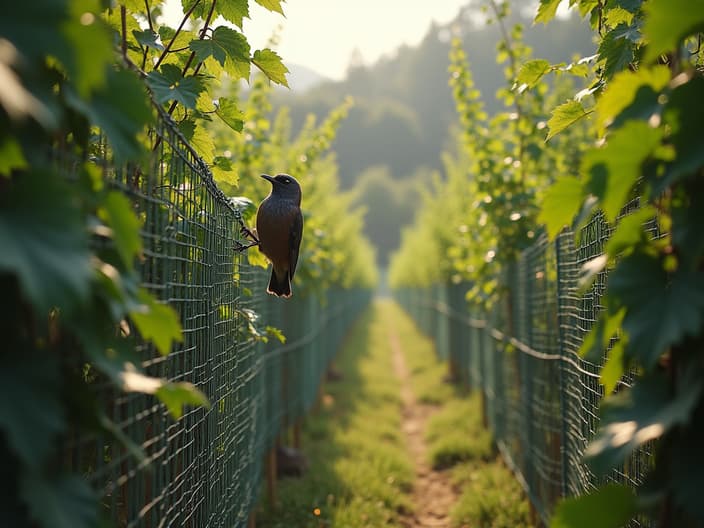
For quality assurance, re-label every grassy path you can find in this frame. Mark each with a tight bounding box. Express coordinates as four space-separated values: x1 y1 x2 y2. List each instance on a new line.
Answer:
256 298 532 528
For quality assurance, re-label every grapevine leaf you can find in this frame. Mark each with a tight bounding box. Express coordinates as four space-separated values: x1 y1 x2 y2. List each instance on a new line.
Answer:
0 356 65 469
217 0 250 28
550 484 636 528
0 170 92 313
252 49 290 87
581 121 662 223
179 119 215 162
98 191 143 271
156 382 210 420
534 0 562 24
66 68 153 161
610 251 704 367
661 77 704 185
597 25 636 79
189 26 250 68
538 176 585 239
546 100 591 141
63 8 114 95
643 0 704 63
595 66 669 131
20 473 98 528
215 97 245 132
579 308 625 362
132 29 164 50
128 289 183 356
254 0 285 15
605 206 657 258
516 59 551 90
600 341 626 395
0 135 28 176
146 64 204 109
212 156 237 186
586 372 702 474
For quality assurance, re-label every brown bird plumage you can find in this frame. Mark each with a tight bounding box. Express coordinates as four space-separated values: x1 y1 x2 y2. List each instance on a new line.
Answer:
256 173 303 298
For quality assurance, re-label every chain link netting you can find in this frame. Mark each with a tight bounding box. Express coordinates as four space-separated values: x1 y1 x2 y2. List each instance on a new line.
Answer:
64 107 370 527
394 214 654 526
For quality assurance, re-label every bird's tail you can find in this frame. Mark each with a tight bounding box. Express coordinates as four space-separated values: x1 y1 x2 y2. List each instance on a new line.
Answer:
267 269 292 298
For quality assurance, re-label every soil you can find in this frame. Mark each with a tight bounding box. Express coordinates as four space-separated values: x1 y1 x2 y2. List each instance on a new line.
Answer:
390 331 460 528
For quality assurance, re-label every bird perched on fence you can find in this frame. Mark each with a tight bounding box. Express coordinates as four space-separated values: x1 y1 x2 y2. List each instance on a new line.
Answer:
253 173 303 298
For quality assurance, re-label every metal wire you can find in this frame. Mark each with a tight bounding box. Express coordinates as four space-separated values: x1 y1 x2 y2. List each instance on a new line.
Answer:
64 107 371 527
394 220 654 526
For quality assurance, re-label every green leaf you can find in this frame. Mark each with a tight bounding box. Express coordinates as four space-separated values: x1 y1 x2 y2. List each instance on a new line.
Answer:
0 356 65 469
598 25 637 79
550 484 636 528
156 382 210 419
62 0 115 96
595 66 670 131
604 6 634 27
546 100 591 141
537 176 585 239
586 373 702 474
605 206 656 258
132 29 164 50
661 77 704 185
252 48 290 87
254 0 285 15
579 307 625 362
600 340 626 395
215 97 245 132
610 252 704 367
212 156 238 186
516 59 551 90
0 135 28 176
20 473 98 528
98 191 143 271
643 0 704 63
189 26 250 68
146 64 205 109
0 170 92 313
179 120 215 162
581 121 662 223
535 0 562 24
217 0 250 28
129 289 183 356
66 67 153 161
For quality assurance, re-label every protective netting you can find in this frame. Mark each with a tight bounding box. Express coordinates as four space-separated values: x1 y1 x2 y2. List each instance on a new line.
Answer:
394 214 653 525
65 108 371 527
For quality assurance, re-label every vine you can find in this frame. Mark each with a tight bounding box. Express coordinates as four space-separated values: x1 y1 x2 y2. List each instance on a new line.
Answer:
0 0 302 525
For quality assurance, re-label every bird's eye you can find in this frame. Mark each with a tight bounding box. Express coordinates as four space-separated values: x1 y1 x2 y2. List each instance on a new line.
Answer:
282 178 290 184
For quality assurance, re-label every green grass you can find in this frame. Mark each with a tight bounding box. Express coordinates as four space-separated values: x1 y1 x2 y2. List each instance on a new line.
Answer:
255 301 413 528
449 460 532 527
386 302 534 528
425 396 494 469
256 299 534 528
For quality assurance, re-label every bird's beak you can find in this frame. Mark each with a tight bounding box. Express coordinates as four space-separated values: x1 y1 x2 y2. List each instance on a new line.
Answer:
260 174 276 183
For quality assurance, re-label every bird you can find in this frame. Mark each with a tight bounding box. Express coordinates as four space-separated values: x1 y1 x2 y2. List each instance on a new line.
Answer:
255 173 303 298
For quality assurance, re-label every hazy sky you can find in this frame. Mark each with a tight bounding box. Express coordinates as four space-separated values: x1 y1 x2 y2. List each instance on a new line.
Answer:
164 1 472 80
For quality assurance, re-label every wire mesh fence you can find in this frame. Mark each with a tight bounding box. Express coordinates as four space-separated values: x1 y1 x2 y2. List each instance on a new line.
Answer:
394 217 653 525
63 107 371 527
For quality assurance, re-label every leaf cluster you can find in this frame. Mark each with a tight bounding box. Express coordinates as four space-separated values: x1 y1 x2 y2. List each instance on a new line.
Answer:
389 2 591 308
0 0 287 525
533 0 704 525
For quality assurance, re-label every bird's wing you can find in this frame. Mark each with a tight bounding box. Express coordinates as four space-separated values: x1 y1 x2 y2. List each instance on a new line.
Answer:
289 210 303 279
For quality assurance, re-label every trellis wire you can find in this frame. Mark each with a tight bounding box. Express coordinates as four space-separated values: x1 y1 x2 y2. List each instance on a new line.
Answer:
394 214 653 526
65 106 370 527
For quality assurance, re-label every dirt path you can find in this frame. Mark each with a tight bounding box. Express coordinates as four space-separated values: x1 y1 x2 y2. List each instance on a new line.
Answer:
390 331 459 528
